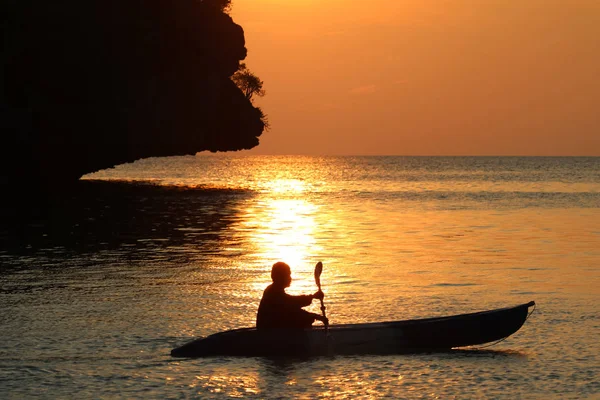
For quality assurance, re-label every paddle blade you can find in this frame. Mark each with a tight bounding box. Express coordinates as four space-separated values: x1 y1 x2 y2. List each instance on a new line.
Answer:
314 261 323 289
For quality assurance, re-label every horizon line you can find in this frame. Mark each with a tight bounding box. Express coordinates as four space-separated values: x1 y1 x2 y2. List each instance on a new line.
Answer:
196 152 600 157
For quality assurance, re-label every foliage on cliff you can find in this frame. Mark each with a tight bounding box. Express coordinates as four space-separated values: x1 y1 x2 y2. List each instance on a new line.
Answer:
232 64 266 101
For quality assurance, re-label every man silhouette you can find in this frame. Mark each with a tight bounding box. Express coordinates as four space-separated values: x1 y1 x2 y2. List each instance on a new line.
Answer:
256 262 328 329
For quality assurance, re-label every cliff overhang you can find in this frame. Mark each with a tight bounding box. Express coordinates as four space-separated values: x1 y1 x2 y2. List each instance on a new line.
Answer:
1 1 265 189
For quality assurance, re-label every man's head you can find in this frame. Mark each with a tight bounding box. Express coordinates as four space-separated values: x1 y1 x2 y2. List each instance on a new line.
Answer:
271 261 292 287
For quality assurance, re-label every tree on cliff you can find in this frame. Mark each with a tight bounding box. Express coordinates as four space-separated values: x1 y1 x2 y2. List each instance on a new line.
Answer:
203 0 232 13
232 63 266 102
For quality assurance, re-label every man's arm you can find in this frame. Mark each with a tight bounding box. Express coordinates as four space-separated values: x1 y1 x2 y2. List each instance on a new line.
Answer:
284 293 313 308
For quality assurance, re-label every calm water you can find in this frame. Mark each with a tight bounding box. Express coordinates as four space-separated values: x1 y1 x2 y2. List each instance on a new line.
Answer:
1 156 599 398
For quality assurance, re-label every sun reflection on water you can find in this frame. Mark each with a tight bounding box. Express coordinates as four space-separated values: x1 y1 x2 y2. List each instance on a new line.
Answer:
243 195 324 293
194 372 261 397
258 199 316 262
264 178 307 194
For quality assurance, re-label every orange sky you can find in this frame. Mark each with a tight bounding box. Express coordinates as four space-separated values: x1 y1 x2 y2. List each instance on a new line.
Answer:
231 0 600 155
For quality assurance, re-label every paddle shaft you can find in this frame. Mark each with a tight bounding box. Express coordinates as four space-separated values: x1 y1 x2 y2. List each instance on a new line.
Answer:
314 262 328 327
316 282 326 318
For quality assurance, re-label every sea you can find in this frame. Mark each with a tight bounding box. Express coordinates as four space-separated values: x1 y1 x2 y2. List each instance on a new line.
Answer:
1 155 598 399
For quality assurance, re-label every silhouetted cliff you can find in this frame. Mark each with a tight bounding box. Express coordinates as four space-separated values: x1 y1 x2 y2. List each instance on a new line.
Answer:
1 1 265 190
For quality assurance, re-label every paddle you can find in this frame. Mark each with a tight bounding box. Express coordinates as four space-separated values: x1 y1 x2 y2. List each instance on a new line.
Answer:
314 261 328 328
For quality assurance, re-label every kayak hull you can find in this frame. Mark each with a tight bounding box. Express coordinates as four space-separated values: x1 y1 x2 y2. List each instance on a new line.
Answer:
171 301 535 358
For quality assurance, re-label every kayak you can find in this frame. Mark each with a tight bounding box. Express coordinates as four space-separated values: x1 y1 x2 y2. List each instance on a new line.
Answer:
171 301 535 358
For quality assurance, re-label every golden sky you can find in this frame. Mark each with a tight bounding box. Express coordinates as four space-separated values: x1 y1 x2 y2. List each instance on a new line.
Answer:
232 0 600 155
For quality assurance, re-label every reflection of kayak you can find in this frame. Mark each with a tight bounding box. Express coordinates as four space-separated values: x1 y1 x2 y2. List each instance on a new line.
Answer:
171 301 535 358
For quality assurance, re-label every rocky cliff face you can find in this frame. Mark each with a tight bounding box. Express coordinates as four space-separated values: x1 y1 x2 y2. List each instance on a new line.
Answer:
1 1 265 189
